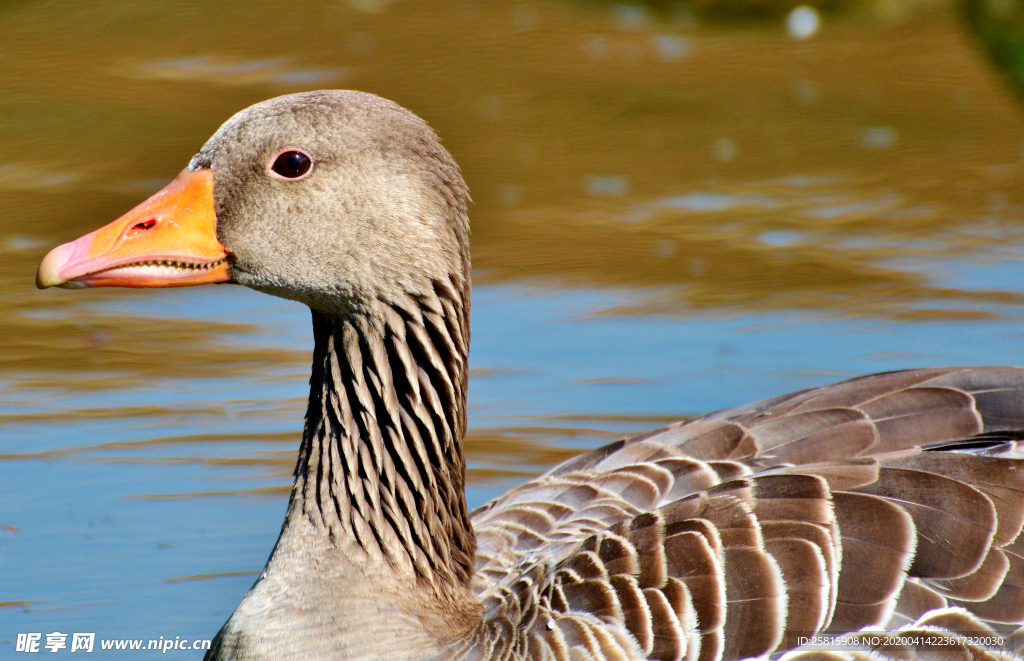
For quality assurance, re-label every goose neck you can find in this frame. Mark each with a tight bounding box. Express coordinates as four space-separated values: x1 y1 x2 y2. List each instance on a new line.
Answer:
293 281 474 588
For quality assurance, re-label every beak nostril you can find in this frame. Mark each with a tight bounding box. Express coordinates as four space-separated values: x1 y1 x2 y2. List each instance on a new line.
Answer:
127 219 157 237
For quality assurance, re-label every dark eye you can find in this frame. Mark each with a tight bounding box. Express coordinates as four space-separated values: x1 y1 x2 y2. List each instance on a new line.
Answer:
270 150 312 179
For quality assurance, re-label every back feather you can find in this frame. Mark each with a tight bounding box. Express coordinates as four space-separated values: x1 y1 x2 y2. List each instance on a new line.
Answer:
462 367 1024 661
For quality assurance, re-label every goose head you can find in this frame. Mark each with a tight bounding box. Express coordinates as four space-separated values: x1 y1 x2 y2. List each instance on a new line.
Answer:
36 90 470 318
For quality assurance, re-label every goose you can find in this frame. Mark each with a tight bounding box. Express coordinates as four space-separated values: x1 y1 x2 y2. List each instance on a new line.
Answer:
36 90 1024 661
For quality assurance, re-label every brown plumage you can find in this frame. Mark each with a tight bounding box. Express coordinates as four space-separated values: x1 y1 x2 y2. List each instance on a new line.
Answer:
468 367 1024 661
36 91 1024 660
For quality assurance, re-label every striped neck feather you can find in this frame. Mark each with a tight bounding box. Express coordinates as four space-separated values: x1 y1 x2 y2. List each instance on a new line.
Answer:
293 277 474 588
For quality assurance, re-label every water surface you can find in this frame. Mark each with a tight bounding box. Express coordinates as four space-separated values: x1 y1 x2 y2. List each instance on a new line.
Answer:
3 0 1024 656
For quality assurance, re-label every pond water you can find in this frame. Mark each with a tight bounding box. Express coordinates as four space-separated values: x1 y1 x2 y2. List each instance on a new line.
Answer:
3 0 1024 656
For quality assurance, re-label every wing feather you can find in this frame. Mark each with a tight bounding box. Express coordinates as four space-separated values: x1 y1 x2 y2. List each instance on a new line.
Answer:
468 368 1024 660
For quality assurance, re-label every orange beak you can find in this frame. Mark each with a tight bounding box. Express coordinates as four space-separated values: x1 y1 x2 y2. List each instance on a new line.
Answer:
36 168 230 289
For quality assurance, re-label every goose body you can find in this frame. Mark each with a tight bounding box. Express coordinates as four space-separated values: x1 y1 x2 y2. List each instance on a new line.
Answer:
36 91 1024 661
